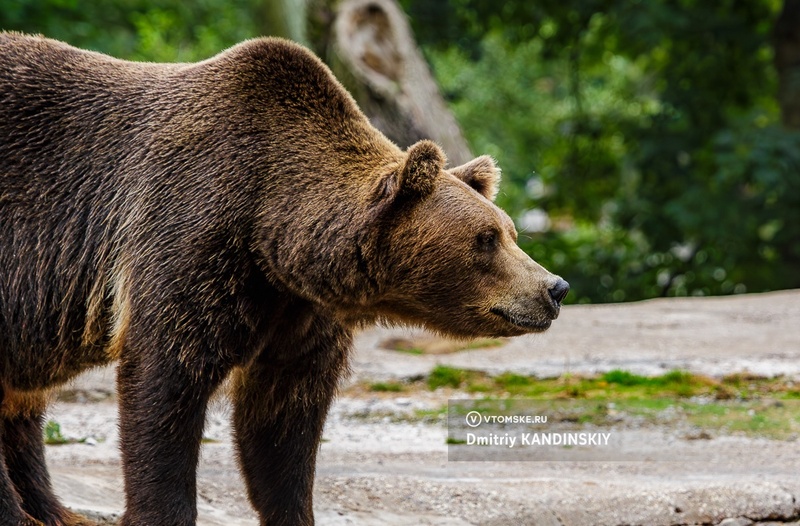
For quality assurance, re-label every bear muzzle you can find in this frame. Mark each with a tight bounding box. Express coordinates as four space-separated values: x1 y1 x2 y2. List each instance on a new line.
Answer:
489 277 569 334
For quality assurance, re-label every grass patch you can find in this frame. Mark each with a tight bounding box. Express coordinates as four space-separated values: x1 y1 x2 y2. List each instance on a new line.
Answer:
495 372 535 389
482 369 774 400
369 381 405 392
414 407 448 422
44 420 70 445
450 396 800 439
428 367 800 440
407 365 799 403
395 347 425 355
43 420 94 445
352 366 800 439
601 369 649 386
428 365 470 390
599 369 713 398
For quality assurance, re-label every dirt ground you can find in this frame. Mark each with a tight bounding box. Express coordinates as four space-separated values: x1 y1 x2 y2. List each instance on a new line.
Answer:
47 290 800 526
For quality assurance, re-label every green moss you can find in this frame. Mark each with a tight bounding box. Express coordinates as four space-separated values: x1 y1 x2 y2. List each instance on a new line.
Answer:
419 365 799 403
369 382 405 392
427 365 469 389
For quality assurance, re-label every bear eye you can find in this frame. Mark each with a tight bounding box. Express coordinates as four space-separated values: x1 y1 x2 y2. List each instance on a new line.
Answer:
477 230 498 250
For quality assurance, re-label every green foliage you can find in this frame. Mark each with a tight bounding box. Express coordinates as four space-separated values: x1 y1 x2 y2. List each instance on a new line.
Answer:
1 0 265 61
404 0 799 302
43 420 69 445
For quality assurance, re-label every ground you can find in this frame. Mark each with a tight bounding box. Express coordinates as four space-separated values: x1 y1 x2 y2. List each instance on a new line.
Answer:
47 290 800 525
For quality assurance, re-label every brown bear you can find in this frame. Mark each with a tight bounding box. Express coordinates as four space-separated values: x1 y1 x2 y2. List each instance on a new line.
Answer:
0 33 569 526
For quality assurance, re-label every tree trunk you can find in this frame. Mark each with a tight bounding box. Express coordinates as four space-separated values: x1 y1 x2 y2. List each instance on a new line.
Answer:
258 0 309 45
309 0 473 166
774 0 800 129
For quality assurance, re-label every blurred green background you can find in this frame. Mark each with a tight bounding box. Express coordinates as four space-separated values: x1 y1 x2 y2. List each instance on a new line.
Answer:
3 0 798 304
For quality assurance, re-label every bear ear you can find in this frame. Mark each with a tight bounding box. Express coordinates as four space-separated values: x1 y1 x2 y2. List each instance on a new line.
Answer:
398 140 445 197
372 140 445 205
450 156 501 201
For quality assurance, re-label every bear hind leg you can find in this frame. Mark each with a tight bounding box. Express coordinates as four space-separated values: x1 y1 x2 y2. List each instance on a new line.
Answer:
1 389 96 526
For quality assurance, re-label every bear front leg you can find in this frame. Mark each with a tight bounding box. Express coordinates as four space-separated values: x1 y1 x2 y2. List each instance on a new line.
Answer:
0 423 40 526
2 395 96 526
232 331 349 526
0 385 47 526
116 348 224 526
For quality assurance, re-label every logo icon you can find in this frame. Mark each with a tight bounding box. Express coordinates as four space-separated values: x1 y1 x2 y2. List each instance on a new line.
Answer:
465 411 482 428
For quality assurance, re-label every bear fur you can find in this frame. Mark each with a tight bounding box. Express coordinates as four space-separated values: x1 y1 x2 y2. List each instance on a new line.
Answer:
0 33 567 526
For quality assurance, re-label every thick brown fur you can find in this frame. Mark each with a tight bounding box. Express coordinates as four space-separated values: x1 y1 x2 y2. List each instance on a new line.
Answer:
0 33 566 525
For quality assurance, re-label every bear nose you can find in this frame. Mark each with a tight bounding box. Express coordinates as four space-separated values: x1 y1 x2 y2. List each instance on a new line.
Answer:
548 278 570 307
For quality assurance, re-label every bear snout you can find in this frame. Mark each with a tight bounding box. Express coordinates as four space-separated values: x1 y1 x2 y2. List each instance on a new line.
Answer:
489 277 568 335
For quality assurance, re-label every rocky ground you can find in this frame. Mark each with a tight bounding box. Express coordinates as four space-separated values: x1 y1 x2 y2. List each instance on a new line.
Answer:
47 290 800 525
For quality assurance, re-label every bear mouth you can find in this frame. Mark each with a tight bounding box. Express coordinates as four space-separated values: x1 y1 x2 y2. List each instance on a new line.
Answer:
490 307 552 332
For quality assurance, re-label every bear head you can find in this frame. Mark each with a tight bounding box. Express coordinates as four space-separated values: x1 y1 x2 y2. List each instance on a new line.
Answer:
369 140 568 338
